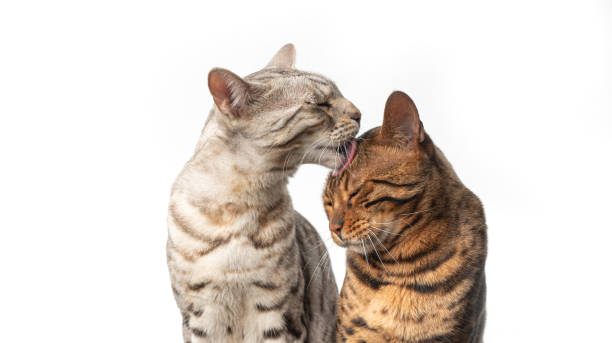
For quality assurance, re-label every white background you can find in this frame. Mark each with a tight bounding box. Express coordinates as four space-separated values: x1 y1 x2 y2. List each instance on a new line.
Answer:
1 0 610 342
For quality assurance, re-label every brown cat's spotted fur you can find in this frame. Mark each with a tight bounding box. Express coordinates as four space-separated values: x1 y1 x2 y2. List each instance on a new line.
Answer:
323 91 487 343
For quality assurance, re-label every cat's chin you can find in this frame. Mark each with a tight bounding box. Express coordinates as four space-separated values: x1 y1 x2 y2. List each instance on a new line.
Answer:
331 232 347 247
332 140 357 176
344 242 373 254
332 232 375 252
312 139 357 174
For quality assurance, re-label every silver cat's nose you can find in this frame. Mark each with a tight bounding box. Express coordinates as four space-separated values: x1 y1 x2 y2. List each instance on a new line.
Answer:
343 100 361 123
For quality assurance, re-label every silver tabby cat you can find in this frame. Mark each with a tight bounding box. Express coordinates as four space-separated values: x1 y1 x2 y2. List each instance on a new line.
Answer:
167 44 361 343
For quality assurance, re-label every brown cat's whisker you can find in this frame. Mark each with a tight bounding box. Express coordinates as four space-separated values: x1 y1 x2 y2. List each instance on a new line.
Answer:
307 250 330 289
369 208 436 227
371 217 408 225
360 238 370 271
367 233 389 275
303 235 334 254
368 229 399 264
397 207 437 217
368 226 409 237
371 214 418 226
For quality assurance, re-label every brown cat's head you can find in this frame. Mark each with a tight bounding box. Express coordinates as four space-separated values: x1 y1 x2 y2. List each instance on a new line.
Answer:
323 91 445 252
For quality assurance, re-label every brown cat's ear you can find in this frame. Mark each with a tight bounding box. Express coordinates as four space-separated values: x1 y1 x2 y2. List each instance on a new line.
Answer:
265 43 296 69
381 91 425 144
208 68 252 118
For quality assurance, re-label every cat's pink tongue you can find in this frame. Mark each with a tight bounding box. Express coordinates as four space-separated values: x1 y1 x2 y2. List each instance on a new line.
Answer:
333 140 357 176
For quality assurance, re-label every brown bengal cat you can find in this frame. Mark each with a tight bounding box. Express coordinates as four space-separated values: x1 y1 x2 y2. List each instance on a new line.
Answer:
323 91 487 343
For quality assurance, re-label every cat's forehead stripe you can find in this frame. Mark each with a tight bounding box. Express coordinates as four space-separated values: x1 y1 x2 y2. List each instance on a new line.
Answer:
247 75 334 103
248 70 333 85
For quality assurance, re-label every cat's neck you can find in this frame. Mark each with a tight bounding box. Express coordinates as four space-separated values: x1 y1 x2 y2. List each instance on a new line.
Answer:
180 112 291 205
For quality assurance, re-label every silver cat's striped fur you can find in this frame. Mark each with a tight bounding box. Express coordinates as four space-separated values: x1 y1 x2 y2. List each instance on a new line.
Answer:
167 44 361 343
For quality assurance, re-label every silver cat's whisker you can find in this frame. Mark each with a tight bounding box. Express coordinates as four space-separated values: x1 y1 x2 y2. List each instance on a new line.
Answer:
334 142 340 170
282 136 323 177
317 140 332 165
298 135 328 166
341 141 351 176
281 149 298 178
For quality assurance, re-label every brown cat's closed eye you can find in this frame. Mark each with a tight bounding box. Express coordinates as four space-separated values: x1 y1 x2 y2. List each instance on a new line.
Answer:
324 91 487 343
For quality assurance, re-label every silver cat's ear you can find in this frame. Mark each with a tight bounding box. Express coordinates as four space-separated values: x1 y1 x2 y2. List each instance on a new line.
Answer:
208 68 252 118
265 43 296 69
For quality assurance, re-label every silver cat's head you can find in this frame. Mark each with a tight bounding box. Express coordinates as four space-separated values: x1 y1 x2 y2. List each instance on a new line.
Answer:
206 44 360 174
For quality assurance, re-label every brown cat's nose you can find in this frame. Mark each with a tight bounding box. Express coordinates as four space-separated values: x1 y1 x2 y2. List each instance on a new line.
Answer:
350 111 361 123
330 221 343 237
